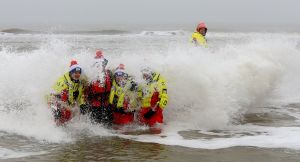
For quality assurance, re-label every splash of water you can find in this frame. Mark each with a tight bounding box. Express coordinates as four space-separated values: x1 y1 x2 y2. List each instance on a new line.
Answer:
0 32 300 149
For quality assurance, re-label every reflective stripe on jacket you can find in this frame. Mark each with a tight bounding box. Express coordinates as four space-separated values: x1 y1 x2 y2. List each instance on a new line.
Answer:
52 72 85 106
139 73 168 109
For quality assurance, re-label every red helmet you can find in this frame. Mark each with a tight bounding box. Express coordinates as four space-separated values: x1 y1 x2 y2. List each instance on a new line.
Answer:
69 60 82 74
114 64 126 77
70 60 78 67
117 64 125 70
196 22 207 32
95 50 103 59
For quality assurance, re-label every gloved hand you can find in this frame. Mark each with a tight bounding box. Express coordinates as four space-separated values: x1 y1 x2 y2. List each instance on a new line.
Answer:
80 104 90 115
52 108 61 120
144 109 156 119
103 58 108 68
130 81 137 91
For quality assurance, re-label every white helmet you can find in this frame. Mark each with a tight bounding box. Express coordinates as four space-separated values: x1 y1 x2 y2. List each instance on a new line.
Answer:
141 67 153 83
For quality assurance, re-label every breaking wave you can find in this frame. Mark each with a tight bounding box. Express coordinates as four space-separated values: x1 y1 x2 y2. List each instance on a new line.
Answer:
0 32 300 149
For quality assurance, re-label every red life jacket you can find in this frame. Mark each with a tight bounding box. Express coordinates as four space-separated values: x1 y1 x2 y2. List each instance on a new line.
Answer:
90 70 111 94
88 70 112 107
150 91 160 107
57 108 72 125
60 89 68 102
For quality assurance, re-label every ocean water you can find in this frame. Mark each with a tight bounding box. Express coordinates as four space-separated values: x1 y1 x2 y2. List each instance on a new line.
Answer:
0 30 300 161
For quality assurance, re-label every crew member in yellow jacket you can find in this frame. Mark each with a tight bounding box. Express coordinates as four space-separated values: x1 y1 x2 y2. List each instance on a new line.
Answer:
138 68 168 127
49 60 88 125
109 64 138 125
190 22 208 47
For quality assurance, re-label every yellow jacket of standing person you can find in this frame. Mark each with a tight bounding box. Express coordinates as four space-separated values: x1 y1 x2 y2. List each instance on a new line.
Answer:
139 72 168 109
191 22 208 47
190 32 207 47
52 72 85 106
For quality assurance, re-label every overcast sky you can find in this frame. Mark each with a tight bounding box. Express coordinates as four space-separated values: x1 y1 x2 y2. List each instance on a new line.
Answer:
0 0 299 30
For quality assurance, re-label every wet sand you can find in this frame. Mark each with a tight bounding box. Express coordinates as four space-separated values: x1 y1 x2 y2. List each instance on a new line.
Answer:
2 137 300 162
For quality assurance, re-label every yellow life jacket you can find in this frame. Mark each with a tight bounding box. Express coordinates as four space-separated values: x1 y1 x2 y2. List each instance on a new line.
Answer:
52 72 85 106
109 80 126 109
190 32 207 47
139 73 168 109
109 77 139 111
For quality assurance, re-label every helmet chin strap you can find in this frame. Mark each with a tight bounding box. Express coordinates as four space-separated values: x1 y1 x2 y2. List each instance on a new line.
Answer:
71 77 79 83
117 79 126 87
70 73 80 83
145 76 152 83
143 73 153 83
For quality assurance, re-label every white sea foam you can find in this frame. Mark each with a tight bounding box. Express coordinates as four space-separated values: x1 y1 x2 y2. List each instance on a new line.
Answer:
0 147 47 160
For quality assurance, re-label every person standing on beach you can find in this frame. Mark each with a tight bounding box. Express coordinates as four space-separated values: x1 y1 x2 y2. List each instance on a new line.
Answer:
190 22 208 47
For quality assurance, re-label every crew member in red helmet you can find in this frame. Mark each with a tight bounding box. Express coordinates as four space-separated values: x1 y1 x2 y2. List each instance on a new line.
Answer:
190 22 208 47
109 64 138 125
85 50 113 126
48 60 88 125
